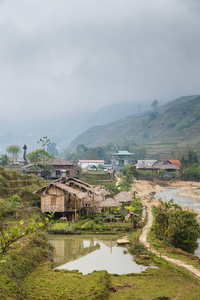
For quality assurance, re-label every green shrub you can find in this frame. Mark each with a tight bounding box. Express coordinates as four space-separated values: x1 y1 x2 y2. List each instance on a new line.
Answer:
11 195 21 203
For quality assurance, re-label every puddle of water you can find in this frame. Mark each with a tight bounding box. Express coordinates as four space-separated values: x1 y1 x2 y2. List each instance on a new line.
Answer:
49 235 147 275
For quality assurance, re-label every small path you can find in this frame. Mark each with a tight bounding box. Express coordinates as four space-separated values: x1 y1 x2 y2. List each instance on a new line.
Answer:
139 203 200 279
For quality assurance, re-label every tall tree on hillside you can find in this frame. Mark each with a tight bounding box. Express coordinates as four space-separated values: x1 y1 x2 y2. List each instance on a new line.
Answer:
151 99 159 111
181 149 198 168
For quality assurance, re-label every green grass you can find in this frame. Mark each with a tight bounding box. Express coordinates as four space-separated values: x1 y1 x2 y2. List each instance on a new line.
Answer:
109 268 200 300
147 229 200 272
22 262 110 299
21 258 200 300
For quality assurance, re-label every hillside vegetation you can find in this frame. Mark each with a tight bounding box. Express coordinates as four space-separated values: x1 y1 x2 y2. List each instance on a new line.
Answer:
70 95 200 158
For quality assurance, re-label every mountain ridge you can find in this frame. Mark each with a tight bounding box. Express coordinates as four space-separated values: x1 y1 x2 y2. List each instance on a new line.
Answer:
69 95 200 158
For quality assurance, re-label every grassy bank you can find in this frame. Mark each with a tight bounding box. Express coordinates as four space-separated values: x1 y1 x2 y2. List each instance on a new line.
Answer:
21 254 200 299
0 231 53 300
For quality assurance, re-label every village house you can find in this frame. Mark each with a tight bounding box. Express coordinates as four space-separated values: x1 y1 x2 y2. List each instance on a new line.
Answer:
136 160 157 170
22 158 76 179
111 150 135 169
13 157 26 165
136 159 180 176
35 177 111 219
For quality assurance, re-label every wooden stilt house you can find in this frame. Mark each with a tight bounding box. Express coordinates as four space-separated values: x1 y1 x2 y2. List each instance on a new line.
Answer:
35 182 87 214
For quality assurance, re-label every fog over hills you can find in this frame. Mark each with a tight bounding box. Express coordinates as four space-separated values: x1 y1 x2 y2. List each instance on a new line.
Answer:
69 95 200 158
0 100 150 156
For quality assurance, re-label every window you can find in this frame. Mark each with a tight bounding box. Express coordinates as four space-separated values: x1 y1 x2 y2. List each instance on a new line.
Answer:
51 197 56 205
56 170 61 176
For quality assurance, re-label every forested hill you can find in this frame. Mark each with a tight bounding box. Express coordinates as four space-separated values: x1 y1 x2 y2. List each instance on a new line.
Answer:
69 95 200 157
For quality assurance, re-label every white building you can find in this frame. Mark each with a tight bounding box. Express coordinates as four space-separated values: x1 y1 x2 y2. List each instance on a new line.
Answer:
78 160 105 169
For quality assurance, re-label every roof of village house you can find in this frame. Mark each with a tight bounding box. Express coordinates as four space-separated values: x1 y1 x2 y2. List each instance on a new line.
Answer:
47 158 73 166
66 177 93 188
168 160 181 167
136 160 157 169
151 160 179 170
22 158 73 170
34 182 86 199
53 177 94 193
114 191 133 203
78 160 105 163
66 177 94 193
112 150 134 156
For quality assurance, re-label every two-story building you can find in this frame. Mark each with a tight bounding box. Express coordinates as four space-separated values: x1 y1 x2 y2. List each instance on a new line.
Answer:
111 150 135 169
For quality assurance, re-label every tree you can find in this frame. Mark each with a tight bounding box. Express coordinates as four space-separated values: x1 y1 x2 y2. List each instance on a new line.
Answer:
168 210 200 253
37 136 51 150
182 163 200 181
27 148 50 164
0 155 10 166
151 99 159 111
23 144 28 164
134 145 147 160
0 213 54 254
6 145 21 158
158 169 167 178
27 148 54 179
153 201 200 253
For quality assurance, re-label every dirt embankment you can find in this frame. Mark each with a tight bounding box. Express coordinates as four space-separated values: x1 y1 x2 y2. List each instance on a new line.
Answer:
131 180 164 206
131 180 164 198
132 180 200 200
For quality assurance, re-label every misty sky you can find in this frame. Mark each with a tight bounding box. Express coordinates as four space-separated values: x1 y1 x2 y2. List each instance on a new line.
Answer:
0 0 200 122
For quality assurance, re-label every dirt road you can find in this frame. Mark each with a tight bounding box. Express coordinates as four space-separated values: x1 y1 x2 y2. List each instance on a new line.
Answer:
131 180 200 278
139 202 200 278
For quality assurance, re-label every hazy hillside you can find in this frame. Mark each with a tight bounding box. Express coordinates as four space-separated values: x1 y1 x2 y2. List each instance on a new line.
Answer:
69 95 200 158
0 101 149 155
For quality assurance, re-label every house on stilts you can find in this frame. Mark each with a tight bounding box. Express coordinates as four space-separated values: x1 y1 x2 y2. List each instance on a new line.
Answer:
34 177 111 220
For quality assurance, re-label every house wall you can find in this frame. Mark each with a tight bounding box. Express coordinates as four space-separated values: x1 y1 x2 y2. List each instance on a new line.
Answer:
51 165 75 179
41 186 67 213
111 155 135 168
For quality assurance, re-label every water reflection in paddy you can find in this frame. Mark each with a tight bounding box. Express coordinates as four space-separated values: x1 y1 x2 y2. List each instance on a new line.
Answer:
49 235 147 275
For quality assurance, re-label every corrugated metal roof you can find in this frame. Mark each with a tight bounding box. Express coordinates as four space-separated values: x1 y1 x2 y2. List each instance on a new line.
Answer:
136 160 157 169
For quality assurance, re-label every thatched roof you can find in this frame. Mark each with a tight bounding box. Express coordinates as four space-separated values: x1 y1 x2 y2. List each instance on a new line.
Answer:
66 177 93 188
53 177 94 194
99 198 121 208
47 158 73 166
34 183 86 199
151 160 179 170
66 178 94 193
114 191 133 203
